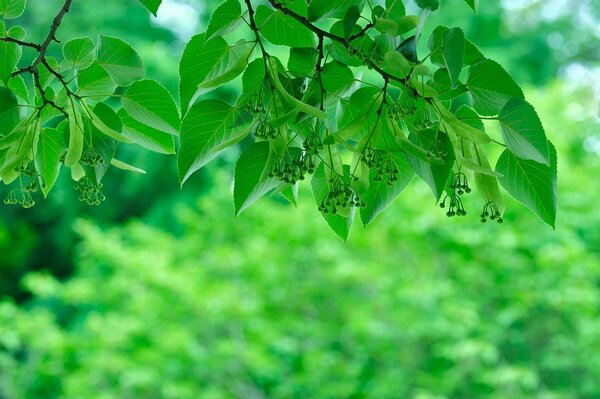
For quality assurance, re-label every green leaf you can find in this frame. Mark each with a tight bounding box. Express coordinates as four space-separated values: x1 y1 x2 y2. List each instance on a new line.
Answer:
178 33 228 112
288 47 318 77
62 37 96 70
76 63 117 99
397 35 417 63
198 41 254 94
0 0 25 19
6 25 25 40
85 101 130 143
343 6 361 41
307 0 365 21
0 87 19 136
384 0 406 19
464 0 478 13
1 122 34 184
255 5 315 47
178 99 253 184
395 15 419 35
432 68 467 100
498 98 550 165
137 0 161 16
435 99 490 144
496 144 557 228
82 114 117 184
360 152 414 225
64 101 84 167
97 35 144 87
7 75 28 102
118 108 175 154
206 0 242 41
122 79 180 136
110 158 146 174
466 59 524 116
431 27 465 88
415 0 439 10
35 128 65 197
0 41 21 84
321 61 354 95
382 51 411 79
234 141 278 216
311 163 355 240
406 129 455 201
463 39 484 66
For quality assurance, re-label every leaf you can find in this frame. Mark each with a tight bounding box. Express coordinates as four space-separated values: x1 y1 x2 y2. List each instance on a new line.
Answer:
198 41 254 93
178 99 253 184
206 0 242 41
463 39 484 66
110 158 146 174
288 47 318 77
118 108 175 154
6 25 25 40
64 101 84 167
234 141 278 215
255 5 315 47
321 61 354 95
62 37 96 70
343 6 361 41
496 144 557 228
0 41 21 84
464 0 478 13
35 128 65 197
178 33 228 112
8 75 28 102
382 51 411 79
396 35 417 63
1 122 34 184
311 163 355 240
415 0 439 10
86 101 130 143
498 98 550 165
122 79 180 136
406 129 455 201
435 100 491 144
0 87 19 136
431 27 465 88
76 63 117 98
307 0 365 21
360 152 414 225
384 0 406 20
0 0 25 19
466 59 524 116
137 0 161 16
82 114 117 184
97 35 144 87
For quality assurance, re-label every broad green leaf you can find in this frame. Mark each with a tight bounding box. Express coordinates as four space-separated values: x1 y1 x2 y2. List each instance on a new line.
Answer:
82 114 117 184
178 33 228 112
206 0 242 41
110 158 146 174
234 141 278 215
122 79 180 136
77 63 117 99
0 0 25 19
97 35 144 87
118 108 175 154
343 6 361 41
85 101 130 143
498 98 550 165
374 18 399 35
8 75 28 101
198 41 254 94
35 128 65 197
464 0 478 13
307 0 365 21
396 15 419 35
0 87 19 135
432 68 467 100
137 0 161 16
6 25 25 40
255 5 315 47
430 27 465 88
406 129 455 201
63 37 96 70
321 61 354 95
178 99 253 184
0 41 21 84
1 122 34 184
397 35 417 63
463 39 484 66
415 0 439 10
466 59 524 116
384 0 406 19
311 163 355 241
496 144 557 228
382 51 411 79
435 99 490 144
65 102 84 167
288 47 318 77
360 152 414 225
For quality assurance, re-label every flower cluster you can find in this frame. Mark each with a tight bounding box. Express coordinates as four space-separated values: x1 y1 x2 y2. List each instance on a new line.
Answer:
362 147 400 186
319 177 366 215
270 151 315 184
480 201 504 224
255 120 276 140
392 92 417 119
81 148 104 167
440 172 472 218
427 138 448 159
4 159 41 208
74 177 106 205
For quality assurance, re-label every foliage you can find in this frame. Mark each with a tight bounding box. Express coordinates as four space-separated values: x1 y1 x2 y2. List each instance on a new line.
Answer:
0 0 558 239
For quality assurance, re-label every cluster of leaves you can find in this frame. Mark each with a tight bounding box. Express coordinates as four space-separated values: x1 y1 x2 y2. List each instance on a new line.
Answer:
0 0 558 239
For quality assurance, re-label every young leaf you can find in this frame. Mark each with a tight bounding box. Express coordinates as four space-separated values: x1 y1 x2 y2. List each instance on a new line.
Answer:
122 79 180 136
118 108 175 154
76 63 117 99
382 51 411 79
307 0 366 21
234 141 278 216
0 41 21 84
255 5 315 47
384 0 406 20
7 75 28 102
97 35 144 86
35 128 65 197
343 6 361 41
137 0 162 16
85 101 130 143
415 0 439 10
466 59 524 116
206 0 243 41
496 144 557 228
63 37 96 70
110 158 146 174
65 102 85 167
178 99 253 184
498 98 550 165
464 0 478 13
0 0 26 19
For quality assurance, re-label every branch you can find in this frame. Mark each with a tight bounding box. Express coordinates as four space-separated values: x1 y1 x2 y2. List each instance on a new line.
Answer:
0 37 40 50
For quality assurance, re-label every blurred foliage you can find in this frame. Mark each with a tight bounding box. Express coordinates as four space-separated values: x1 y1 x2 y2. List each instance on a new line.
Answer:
1 82 600 397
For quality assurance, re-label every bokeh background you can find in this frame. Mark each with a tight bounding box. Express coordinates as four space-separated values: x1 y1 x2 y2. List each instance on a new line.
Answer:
1 0 599 397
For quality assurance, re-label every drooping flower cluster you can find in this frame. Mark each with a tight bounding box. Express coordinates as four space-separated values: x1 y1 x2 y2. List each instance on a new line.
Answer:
319 176 366 215
4 159 41 208
81 148 104 167
362 146 399 186
440 172 472 217
480 201 504 224
74 177 106 205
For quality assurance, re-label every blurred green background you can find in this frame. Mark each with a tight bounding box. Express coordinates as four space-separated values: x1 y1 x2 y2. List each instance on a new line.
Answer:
1 0 599 397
